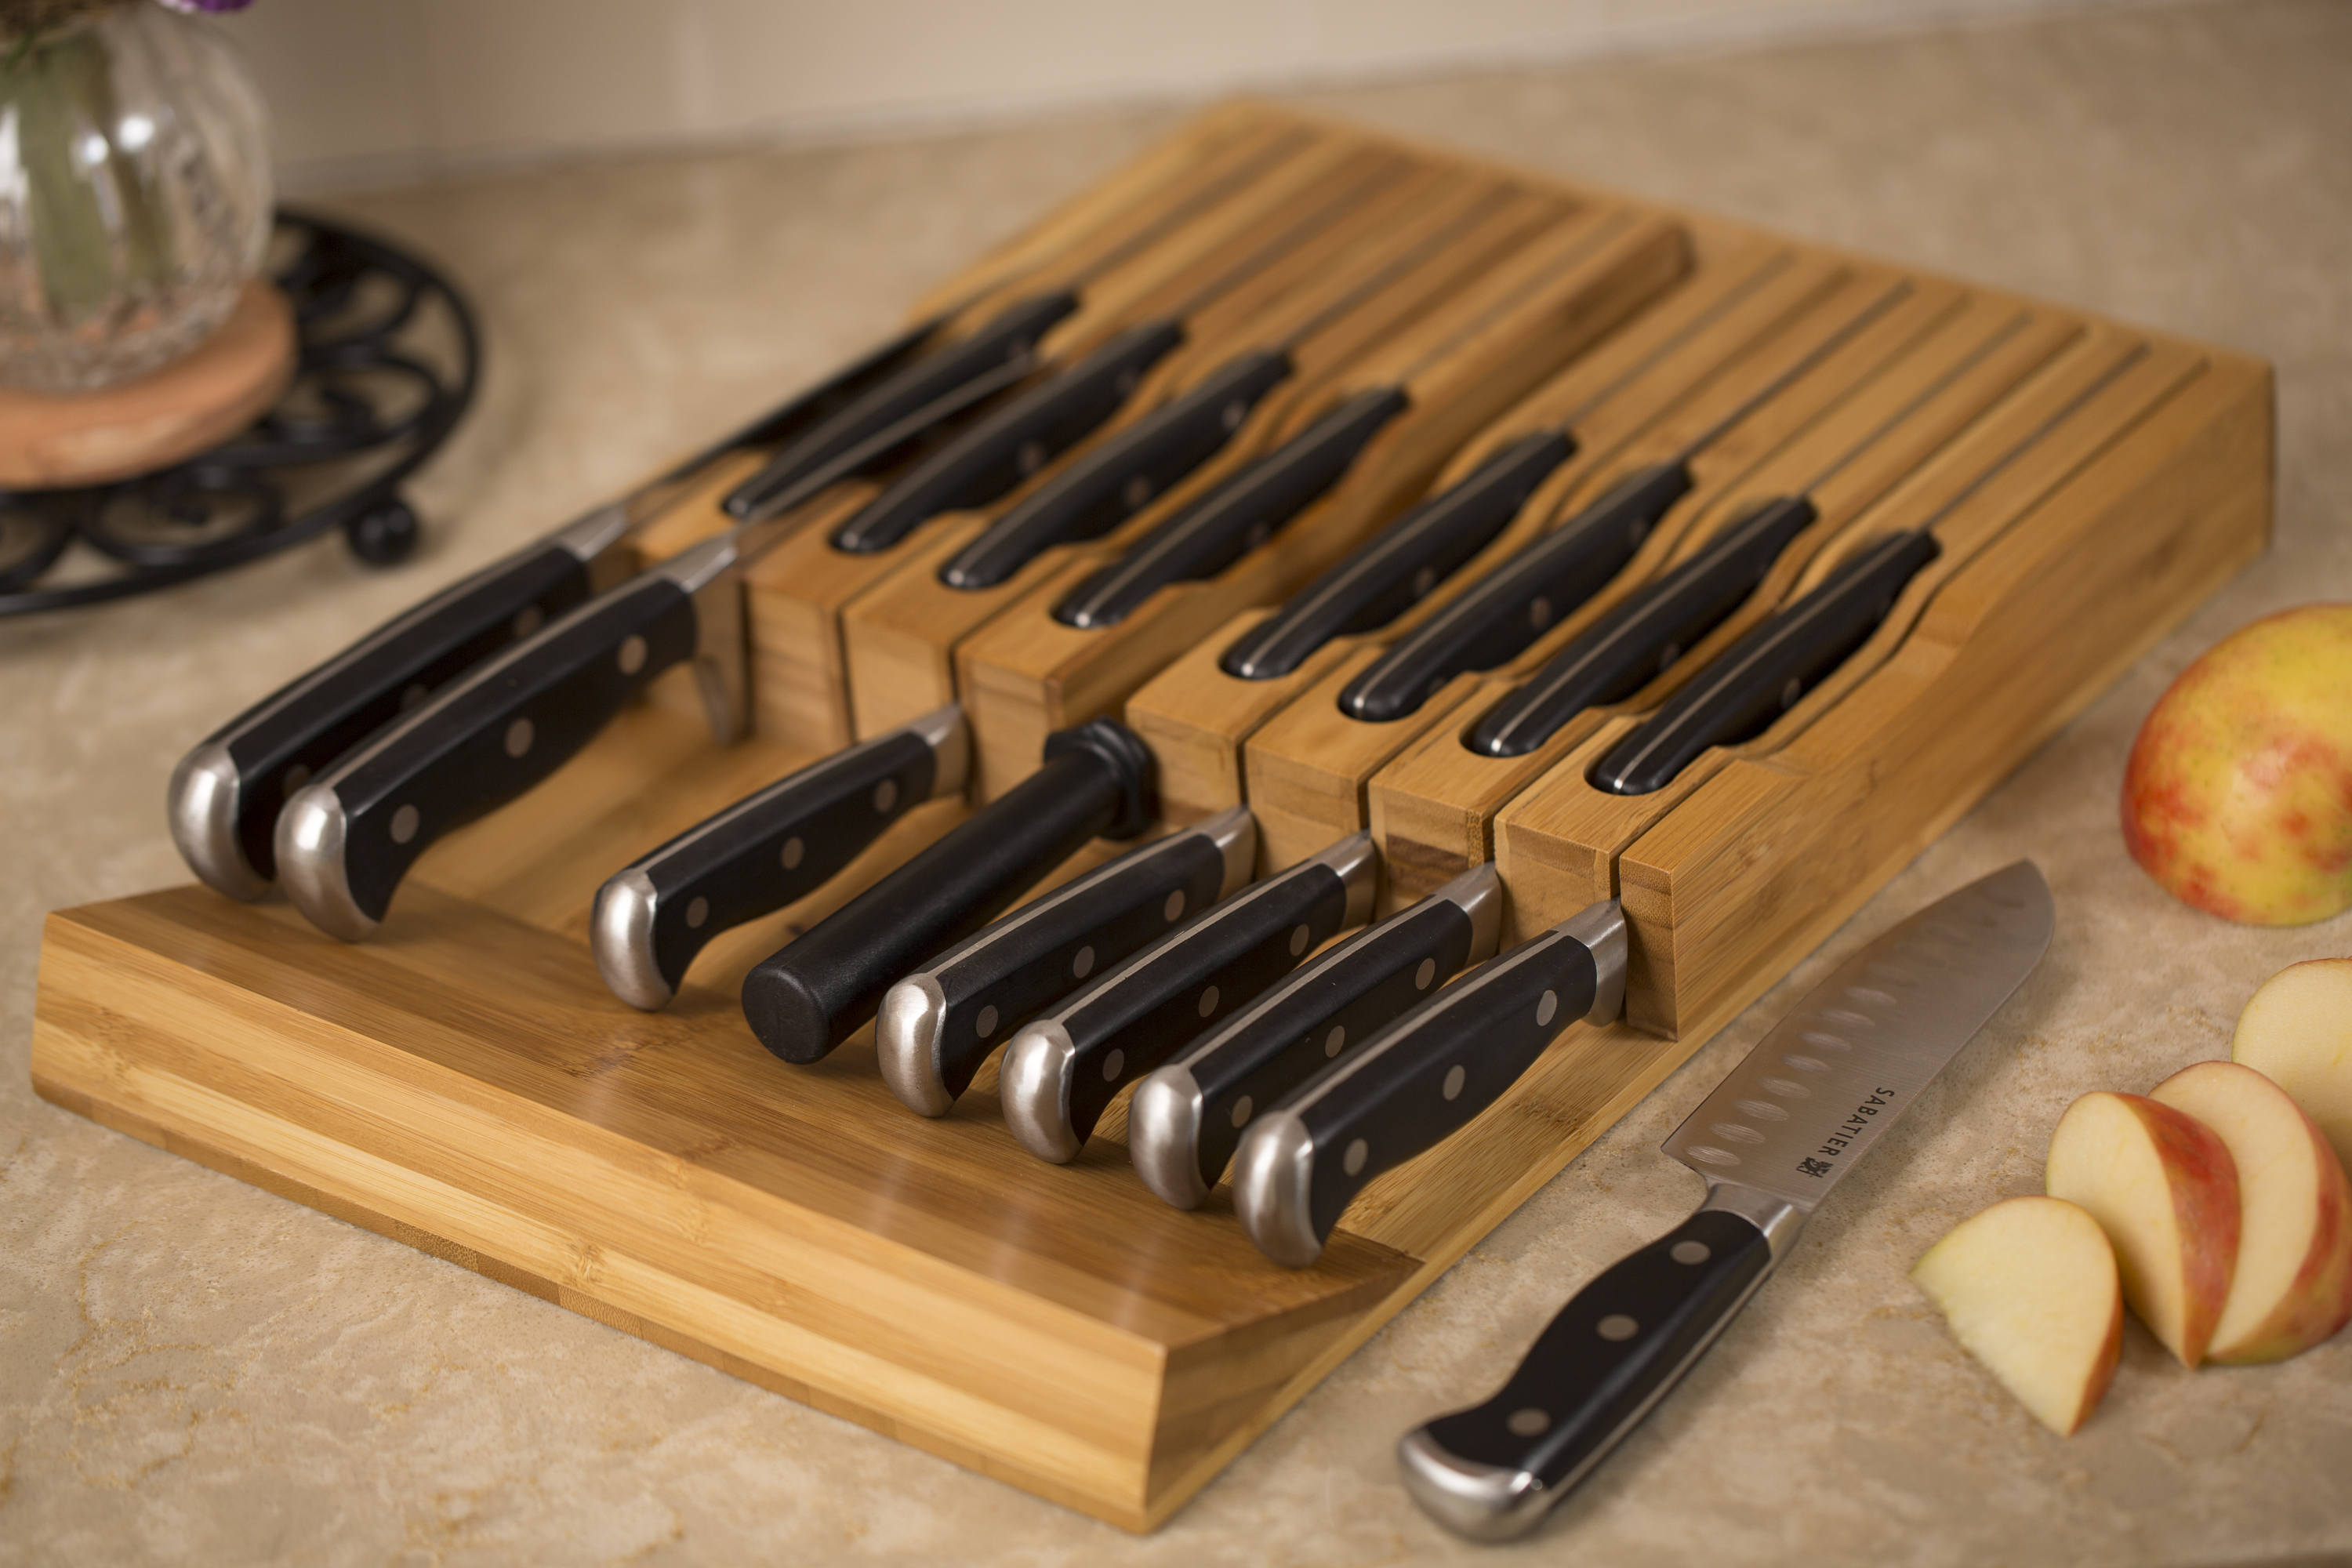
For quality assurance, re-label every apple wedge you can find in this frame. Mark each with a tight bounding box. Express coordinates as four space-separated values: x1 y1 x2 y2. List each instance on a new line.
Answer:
1912 1196 2124 1435
2232 956 2352 1174
2045 1091 2241 1366
2150 1060 2352 1363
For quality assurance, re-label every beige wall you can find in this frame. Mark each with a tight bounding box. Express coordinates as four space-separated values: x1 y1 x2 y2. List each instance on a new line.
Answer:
227 0 2135 191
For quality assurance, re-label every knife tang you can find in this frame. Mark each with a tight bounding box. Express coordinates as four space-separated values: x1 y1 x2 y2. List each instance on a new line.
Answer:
1588 527 1939 797
937 347 1296 590
724 290 1080 521
1339 462 1693 724
877 806 1254 1116
1218 431 1576 681
741 718 1157 1065
591 705 968 1011
1050 386 1410 630
1469 493 1820 757
1397 1207 1776 1541
1131 863 1501 1209
830 320 1189 554
275 550 731 940
1235 898 1626 1266
1001 833 1377 1163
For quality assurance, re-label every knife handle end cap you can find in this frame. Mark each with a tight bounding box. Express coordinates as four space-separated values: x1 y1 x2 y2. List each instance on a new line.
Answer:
740 958 839 1065
1396 1427 1549 1542
590 869 675 1011
1233 1109 1324 1268
1000 1019 1083 1163
877 973 956 1116
169 739 271 902
274 784 379 942
1129 1065 1211 1209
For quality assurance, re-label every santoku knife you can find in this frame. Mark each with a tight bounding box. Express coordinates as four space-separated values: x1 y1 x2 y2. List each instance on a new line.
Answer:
1396 860 2053 1540
1000 833 1378 1162
590 703 969 1010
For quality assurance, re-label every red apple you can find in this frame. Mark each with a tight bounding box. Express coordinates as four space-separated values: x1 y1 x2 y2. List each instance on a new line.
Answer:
2232 956 2352 1174
2121 604 2352 924
2045 1091 2241 1366
1912 1196 2124 1435
2151 1060 2352 1363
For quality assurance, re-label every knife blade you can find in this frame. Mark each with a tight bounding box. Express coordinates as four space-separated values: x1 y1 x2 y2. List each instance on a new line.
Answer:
1130 862 1501 1208
590 703 968 1011
168 315 949 902
740 717 1158 1065
1396 860 2053 1540
1000 833 1377 1162
876 805 1256 1116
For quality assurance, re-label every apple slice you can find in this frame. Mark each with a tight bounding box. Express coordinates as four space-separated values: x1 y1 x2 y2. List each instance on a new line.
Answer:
2045 1091 2241 1366
1912 1196 2123 1435
2232 956 2352 1174
2150 1060 2352 1363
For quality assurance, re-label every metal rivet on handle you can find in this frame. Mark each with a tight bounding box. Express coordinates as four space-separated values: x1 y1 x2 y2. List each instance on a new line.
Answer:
1231 1095 1253 1129
1598 1314 1639 1341
873 779 898 814
390 804 419 844
1103 1048 1126 1082
1324 1025 1345 1058
1537 989 1558 1027
1017 439 1047 475
1671 1240 1711 1265
780 836 804 870
1529 596 1552 632
1414 957 1436 989
1072 945 1094 980
1780 677 1802 709
1411 566 1436 597
1343 1138 1368 1176
1123 476 1152 510
975 1005 999 1039
685 897 709 930
514 605 543 639
1506 1408 1551 1438
1221 401 1246 430
617 634 647 676
1163 890 1185 922
1198 985 1219 1018
1442 1065 1465 1101
504 718 533 759
1290 924 1309 956
400 682 428 711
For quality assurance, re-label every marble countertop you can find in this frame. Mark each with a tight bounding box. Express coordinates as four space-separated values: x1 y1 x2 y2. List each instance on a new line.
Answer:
5 2 2350 1563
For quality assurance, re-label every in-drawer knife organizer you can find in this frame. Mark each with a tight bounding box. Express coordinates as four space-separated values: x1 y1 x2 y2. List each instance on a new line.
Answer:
32 101 2270 1530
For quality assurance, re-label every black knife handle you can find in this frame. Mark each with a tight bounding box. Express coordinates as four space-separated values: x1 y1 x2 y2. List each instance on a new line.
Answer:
169 534 603 901
1399 1207 1775 1541
1131 863 1501 1209
724 290 1080 521
876 806 1254 1116
1588 528 1940 797
1468 494 1821 758
591 706 967 1011
1234 900 1627 1266
1218 431 1577 681
1000 833 1376 1162
830 321 1188 554
1050 386 1410 630
275 561 712 942
938 347 1296 590
1338 462 1694 724
741 718 1157 1065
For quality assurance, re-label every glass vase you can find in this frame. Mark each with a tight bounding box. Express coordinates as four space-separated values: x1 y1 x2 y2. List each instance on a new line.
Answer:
0 2 271 394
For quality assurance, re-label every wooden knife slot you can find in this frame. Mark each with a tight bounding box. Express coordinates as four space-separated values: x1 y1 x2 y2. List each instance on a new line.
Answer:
29 101 2271 1534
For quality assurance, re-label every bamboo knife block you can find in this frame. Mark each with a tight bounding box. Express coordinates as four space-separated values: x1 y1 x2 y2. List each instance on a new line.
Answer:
31 100 2270 1531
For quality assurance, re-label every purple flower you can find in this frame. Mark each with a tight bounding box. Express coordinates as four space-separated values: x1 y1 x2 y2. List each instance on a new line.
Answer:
155 0 256 12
